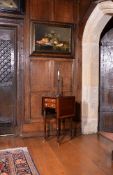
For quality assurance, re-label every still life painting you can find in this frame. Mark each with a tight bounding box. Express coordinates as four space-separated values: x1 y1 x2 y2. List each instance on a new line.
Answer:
31 22 73 57
0 0 18 11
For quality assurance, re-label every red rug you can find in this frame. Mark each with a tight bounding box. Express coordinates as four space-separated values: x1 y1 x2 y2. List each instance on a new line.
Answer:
0 147 39 175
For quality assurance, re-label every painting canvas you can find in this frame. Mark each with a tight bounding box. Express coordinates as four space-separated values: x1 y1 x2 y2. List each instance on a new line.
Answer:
0 0 25 14
31 22 73 57
0 0 18 10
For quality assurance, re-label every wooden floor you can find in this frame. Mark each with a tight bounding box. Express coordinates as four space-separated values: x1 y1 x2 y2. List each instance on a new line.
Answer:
99 132 113 142
0 134 113 175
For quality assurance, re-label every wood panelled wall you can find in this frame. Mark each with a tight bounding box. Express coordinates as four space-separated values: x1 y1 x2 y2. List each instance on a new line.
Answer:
22 0 94 136
29 0 77 22
0 0 100 136
22 0 78 136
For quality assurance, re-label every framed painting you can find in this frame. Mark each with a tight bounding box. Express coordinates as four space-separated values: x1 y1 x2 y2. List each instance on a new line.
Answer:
0 0 25 14
30 21 74 58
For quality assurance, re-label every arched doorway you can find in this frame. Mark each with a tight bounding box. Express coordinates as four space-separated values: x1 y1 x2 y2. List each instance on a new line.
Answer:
82 1 113 134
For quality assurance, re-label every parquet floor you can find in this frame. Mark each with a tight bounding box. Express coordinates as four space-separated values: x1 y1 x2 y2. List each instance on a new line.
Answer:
0 134 113 175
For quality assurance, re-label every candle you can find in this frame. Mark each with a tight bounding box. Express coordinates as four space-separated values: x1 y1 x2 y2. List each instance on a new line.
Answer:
57 70 60 80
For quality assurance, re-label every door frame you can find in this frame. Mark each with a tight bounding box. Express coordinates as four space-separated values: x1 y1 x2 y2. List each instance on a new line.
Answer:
0 17 24 135
81 1 113 134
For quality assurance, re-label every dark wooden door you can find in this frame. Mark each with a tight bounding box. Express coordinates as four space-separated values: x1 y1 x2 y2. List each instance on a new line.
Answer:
0 26 17 135
99 28 113 132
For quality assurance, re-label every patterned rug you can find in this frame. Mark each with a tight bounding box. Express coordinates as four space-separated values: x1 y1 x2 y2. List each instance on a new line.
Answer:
0 147 39 175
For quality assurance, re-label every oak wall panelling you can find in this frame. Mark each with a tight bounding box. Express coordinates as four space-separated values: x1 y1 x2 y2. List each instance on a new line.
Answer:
30 0 54 21
21 0 81 136
53 60 73 93
30 59 53 121
21 57 74 136
29 0 77 23
21 0 96 136
79 0 91 22
30 60 52 92
0 0 95 137
54 0 74 23
31 92 45 121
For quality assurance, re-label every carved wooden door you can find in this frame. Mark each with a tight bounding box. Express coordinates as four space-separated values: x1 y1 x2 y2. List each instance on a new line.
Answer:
0 26 17 135
99 28 113 132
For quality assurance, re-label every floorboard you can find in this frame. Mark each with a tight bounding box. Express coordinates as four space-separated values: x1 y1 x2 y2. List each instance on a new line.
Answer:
0 134 113 175
99 132 113 142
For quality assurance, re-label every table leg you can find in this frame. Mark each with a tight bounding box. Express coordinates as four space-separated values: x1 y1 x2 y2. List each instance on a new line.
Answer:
44 110 47 140
57 119 61 143
70 117 73 139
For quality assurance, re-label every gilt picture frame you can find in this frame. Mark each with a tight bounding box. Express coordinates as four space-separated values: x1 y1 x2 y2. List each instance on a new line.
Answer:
30 21 74 58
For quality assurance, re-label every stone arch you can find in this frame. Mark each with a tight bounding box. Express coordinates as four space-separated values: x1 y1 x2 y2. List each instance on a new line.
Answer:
82 1 113 134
